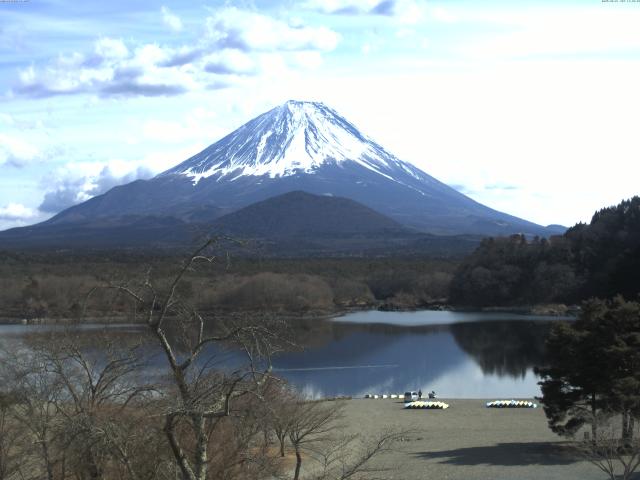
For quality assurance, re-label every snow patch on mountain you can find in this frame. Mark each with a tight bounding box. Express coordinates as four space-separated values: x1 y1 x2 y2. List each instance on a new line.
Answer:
161 100 426 186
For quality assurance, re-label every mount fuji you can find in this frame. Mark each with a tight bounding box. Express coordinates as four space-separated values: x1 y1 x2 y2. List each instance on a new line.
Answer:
0 100 563 250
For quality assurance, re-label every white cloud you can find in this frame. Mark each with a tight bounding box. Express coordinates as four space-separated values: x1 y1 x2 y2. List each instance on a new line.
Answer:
0 203 39 220
15 38 194 98
161 6 183 32
94 37 129 60
306 0 379 14
203 49 258 76
38 161 154 213
204 7 340 52
306 0 423 23
12 9 340 99
0 203 44 230
36 144 200 214
0 133 43 167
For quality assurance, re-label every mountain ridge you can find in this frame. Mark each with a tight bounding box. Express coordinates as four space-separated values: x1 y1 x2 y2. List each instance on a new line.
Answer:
3 100 564 245
0 191 483 256
210 190 408 238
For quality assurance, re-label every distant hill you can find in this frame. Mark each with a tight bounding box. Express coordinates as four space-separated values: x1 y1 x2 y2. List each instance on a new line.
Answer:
206 191 483 256
0 191 482 256
211 191 406 238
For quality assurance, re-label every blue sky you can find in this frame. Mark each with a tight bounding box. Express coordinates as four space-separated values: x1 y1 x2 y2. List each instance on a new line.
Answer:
1 0 640 230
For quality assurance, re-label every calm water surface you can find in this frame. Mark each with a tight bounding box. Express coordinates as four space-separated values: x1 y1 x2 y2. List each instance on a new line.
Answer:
0 311 567 398
273 310 563 398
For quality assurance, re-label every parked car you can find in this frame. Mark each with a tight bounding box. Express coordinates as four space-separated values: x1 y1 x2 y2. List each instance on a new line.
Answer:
404 391 419 402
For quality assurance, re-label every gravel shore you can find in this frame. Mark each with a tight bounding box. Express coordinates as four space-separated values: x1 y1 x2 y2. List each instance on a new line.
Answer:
339 398 610 480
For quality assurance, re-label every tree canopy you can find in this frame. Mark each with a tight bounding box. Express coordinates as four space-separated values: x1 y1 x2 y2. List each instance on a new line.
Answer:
450 196 640 306
536 297 640 442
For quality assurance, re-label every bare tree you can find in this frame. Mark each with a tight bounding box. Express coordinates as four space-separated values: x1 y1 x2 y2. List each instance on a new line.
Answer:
1 238 407 480
0 331 164 480
579 416 640 480
0 391 23 480
41 334 158 480
2 345 65 480
3 330 173 480
98 239 287 480
261 382 298 457
288 400 345 480
203 403 281 480
309 429 408 480
285 396 410 480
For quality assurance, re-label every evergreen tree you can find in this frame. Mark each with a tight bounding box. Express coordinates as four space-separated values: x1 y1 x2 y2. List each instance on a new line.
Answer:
536 298 640 442
450 196 640 306
593 298 640 443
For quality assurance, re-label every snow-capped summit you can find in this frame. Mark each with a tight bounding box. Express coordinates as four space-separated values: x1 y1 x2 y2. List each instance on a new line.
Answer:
29 100 564 238
162 100 426 185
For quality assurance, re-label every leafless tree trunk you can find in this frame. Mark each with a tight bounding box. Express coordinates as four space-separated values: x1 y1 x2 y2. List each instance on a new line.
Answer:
309 428 409 480
1 342 61 480
41 335 155 480
287 399 345 480
0 392 23 480
285 395 411 480
622 409 635 445
102 239 287 480
579 416 640 480
261 383 297 458
1 331 162 480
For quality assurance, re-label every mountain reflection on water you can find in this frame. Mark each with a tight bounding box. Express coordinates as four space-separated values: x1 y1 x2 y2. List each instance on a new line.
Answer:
0 311 560 399
274 313 554 398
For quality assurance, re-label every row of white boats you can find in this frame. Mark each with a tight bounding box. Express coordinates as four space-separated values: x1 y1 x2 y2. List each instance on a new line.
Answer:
485 400 538 408
403 400 537 409
362 394 538 410
404 401 450 409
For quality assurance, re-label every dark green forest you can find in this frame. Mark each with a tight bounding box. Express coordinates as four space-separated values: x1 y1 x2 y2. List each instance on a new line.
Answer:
450 197 640 306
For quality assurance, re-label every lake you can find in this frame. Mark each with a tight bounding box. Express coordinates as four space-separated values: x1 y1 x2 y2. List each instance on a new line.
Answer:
0 310 566 399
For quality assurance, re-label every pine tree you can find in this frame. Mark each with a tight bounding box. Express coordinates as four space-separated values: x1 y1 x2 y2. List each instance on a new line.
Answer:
536 298 640 442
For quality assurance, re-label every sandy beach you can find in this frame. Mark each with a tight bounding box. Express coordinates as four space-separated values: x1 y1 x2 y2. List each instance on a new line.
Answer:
339 398 611 480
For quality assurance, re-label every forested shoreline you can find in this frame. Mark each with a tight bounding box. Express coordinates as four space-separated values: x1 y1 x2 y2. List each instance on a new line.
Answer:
0 254 458 322
1 197 639 323
450 197 640 307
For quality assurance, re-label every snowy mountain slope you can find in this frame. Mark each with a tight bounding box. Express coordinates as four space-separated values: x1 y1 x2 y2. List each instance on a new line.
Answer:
163 100 424 183
32 100 563 237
